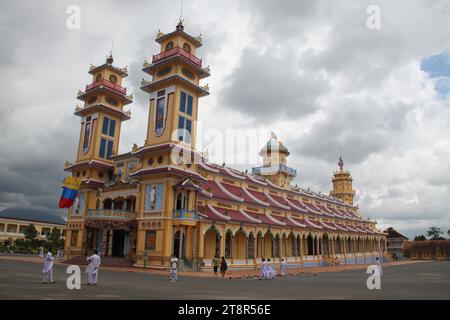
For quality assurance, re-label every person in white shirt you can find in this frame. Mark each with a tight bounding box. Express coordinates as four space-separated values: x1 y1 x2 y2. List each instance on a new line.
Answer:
42 250 55 284
86 250 101 285
375 257 383 277
280 259 288 276
170 254 179 282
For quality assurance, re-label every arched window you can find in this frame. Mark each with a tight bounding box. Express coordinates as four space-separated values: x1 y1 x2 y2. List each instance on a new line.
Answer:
175 191 188 210
166 41 174 50
225 230 232 259
248 233 255 259
109 74 117 84
183 43 191 53
95 74 102 82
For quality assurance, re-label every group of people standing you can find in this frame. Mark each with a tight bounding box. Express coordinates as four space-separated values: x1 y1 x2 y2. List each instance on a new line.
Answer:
41 249 101 285
260 258 289 280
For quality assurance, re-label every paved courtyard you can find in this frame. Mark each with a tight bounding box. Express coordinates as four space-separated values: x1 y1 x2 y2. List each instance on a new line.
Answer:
0 258 448 299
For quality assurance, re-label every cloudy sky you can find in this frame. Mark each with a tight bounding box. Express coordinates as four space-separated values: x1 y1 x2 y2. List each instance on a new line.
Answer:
1 0 449 238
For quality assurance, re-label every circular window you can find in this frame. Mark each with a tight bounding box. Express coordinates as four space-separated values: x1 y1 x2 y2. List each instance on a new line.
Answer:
183 43 191 53
157 156 163 164
109 75 117 84
148 158 154 165
98 171 104 179
95 74 102 82
166 41 174 50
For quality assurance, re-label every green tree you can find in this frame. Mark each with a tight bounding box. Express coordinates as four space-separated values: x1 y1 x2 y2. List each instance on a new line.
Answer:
23 224 38 241
414 235 426 241
48 227 61 243
426 227 445 240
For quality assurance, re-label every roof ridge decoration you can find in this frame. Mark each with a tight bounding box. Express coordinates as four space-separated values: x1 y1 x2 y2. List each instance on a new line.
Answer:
245 173 267 186
282 195 308 213
239 209 262 224
223 167 245 180
304 218 323 229
333 222 348 231
264 211 285 226
207 204 231 221
215 180 244 202
287 216 306 228
242 188 269 207
199 189 213 198
264 192 290 210
199 162 220 173
320 220 337 231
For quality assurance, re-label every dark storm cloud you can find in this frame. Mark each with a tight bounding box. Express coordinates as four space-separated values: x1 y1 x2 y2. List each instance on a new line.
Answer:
219 48 327 122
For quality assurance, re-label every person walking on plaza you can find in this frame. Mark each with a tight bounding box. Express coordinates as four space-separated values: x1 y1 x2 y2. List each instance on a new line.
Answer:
212 254 220 279
86 250 101 285
170 254 179 282
220 256 228 278
266 259 277 279
42 249 55 284
375 257 383 277
38 246 44 258
280 259 288 276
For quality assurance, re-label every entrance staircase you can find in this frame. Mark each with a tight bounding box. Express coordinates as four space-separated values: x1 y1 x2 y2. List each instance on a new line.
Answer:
321 256 340 266
61 256 134 268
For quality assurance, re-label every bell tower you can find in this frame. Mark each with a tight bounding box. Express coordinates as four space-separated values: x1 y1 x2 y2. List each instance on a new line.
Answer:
141 20 210 151
330 157 355 205
63 53 133 256
252 133 297 188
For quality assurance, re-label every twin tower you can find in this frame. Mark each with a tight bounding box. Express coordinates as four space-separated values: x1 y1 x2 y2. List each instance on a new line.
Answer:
66 20 355 206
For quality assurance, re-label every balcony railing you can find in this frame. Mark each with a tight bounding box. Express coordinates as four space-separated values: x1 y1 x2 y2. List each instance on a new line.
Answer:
87 209 136 220
152 46 202 67
252 164 297 176
85 79 127 95
173 209 199 220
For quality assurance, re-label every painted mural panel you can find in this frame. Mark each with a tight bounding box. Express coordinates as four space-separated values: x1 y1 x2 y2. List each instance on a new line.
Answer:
144 183 164 211
72 192 85 215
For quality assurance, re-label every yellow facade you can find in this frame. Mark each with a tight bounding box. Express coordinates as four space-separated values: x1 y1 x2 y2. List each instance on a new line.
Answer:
0 217 66 242
63 21 387 270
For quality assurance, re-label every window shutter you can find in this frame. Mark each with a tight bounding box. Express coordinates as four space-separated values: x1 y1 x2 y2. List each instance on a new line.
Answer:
180 92 186 113
102 117 109 135
99 138 106 158
187 95 193 115
109 119 116 137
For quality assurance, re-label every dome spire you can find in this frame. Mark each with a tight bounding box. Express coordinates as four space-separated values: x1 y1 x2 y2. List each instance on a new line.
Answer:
338 156 344 171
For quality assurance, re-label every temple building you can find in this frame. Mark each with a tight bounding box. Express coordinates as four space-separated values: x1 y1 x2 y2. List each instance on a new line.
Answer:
63 21 387 270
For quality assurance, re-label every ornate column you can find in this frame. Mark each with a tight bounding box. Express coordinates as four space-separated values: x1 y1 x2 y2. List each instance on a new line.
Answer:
101 225 107 257
107 226 113 257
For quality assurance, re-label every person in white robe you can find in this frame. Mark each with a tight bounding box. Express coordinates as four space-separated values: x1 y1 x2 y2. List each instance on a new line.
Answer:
38 247 44 258
260 258 269 279
170 254 179 282
280 259 288 276
42 250 55 283
86 250 101 285
266 259 277 279
375 257 383 277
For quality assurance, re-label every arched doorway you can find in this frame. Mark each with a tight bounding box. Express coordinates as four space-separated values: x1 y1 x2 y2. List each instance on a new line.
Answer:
248 232 255 259
173 230 186 259
234 228 247 259
263 231 273 258
225 230 233 259
323 233 330 256
336 236 341 254
272 234 280 258
203 226 220 258
307 234 314 255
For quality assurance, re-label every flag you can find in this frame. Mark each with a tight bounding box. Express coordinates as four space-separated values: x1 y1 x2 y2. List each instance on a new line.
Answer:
59 176 81 208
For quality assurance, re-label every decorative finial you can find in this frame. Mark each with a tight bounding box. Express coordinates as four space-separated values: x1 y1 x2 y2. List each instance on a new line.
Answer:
106 53 113 65
176 19 184 31
338 156 344 171
270 131 278 140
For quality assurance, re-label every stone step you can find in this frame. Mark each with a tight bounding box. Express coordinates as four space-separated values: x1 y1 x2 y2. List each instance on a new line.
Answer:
61 256 133 267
